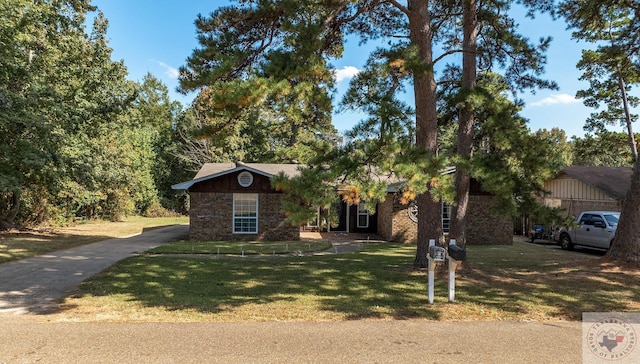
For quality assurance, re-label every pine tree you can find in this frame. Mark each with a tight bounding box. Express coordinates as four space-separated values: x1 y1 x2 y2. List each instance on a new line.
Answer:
561 0 640 264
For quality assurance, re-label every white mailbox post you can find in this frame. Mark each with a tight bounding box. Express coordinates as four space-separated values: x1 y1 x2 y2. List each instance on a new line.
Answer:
447 239 467 302
426 239 446 304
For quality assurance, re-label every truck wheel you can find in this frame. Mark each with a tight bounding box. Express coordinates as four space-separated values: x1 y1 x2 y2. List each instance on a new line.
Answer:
560 234 574 250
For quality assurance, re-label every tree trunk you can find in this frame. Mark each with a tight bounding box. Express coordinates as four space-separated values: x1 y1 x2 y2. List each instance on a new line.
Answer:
616 72 638 161
449 0 477 248
408 0 442 268
0 190 21 230
607 158 640 264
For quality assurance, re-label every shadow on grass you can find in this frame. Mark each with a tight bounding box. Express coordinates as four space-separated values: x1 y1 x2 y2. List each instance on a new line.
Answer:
0 218 188 264
60 240 640 321
68 243 442 320
459 241 640 320
0 230 115 264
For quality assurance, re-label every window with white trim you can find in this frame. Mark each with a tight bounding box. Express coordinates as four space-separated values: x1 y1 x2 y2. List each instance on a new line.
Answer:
357 202 370 228
233 193 258 233
307 208 320 228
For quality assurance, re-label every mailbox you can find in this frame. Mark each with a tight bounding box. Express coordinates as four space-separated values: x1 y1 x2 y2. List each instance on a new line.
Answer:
448 244 466 261
429 245 447 262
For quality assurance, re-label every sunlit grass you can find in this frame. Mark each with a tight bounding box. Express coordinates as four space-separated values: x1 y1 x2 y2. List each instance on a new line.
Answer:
53 239 640 323
0 216 188 263
148 240 332 255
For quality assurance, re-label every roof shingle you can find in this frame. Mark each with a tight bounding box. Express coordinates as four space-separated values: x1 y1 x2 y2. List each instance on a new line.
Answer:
561 166 632 200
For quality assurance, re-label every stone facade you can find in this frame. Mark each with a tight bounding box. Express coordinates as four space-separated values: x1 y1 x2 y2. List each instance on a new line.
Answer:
465 195 512 245
189 192 298 241
376 193 512 245
187 169 299 242
181 163 512 244
376 194 418 243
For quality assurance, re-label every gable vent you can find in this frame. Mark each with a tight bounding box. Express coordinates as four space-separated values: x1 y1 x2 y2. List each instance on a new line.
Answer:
237 171 253 187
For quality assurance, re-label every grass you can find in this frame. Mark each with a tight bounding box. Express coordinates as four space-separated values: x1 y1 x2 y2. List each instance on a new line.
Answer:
51 237 640 323
0 216 188 263
148 240 333 255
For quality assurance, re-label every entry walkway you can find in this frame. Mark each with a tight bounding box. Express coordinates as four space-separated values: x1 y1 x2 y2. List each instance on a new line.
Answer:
0 224 189 314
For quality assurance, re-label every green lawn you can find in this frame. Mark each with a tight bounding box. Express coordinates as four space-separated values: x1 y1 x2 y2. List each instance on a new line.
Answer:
148 240 332 255
54 238 640 322
0 216 188 263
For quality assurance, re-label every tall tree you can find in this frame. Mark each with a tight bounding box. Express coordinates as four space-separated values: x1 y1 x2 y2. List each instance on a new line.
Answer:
439 73 569 216
181 1 555 267
130 74 189 214
561 0 640 264
178 1 339 164
178 0 443 266
448 0 478 247
0 1 178 226
436 0 556 247
567 3 639 159
571 131 635 167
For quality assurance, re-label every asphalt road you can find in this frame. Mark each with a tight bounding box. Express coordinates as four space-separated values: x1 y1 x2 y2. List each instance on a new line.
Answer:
0 319 581 363
0 226 584 363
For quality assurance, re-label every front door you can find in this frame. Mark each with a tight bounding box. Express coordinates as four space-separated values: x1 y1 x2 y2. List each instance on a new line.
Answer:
330 199 348 232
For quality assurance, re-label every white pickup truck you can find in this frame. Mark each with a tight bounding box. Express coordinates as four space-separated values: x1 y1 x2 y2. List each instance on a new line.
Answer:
557 211 620 250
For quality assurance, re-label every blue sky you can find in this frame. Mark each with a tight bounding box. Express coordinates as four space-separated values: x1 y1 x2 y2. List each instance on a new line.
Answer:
90 0 605 138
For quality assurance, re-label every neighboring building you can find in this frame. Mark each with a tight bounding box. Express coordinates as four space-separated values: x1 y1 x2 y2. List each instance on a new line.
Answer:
173 162 513 244
542 166 632 218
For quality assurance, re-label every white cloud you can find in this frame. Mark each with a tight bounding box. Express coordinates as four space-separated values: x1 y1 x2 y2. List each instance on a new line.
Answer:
334 66 360 82
530 93 580 107
156 61 180 79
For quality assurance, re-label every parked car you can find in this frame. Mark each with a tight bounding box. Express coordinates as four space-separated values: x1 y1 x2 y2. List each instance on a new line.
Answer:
556 211 620 250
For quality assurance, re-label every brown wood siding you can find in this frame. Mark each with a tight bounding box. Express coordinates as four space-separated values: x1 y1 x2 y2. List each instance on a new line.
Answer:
189 171 278 194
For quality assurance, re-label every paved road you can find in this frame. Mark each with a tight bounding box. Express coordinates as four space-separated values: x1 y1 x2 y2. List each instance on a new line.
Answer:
0 226 584 363
0 224 189 314
0 319 581 363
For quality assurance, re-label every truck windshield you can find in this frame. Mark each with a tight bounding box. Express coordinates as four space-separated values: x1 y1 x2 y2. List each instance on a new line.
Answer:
604 214 620 226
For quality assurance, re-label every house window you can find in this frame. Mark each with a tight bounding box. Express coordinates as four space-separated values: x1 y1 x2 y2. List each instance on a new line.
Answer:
442 202 451 233
233 193 258 233
307 208 320 229
406 200 451 232
357 203 369 228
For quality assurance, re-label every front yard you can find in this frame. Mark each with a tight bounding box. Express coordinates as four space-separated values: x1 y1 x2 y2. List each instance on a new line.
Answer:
50 237 640 322
0 216 188 263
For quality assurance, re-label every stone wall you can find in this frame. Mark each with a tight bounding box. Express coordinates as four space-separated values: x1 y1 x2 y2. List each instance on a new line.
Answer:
376 193 512 245
465 195 512 245
376 195 394 241
377 194 418 243
189 192 299 241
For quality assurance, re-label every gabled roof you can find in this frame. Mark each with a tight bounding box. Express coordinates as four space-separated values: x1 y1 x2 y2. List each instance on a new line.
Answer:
173 162 461 192
560 166 633 200
171 162 303 190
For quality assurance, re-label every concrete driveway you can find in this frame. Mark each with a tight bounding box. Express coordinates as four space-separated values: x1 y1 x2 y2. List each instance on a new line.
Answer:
0 224 189 314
